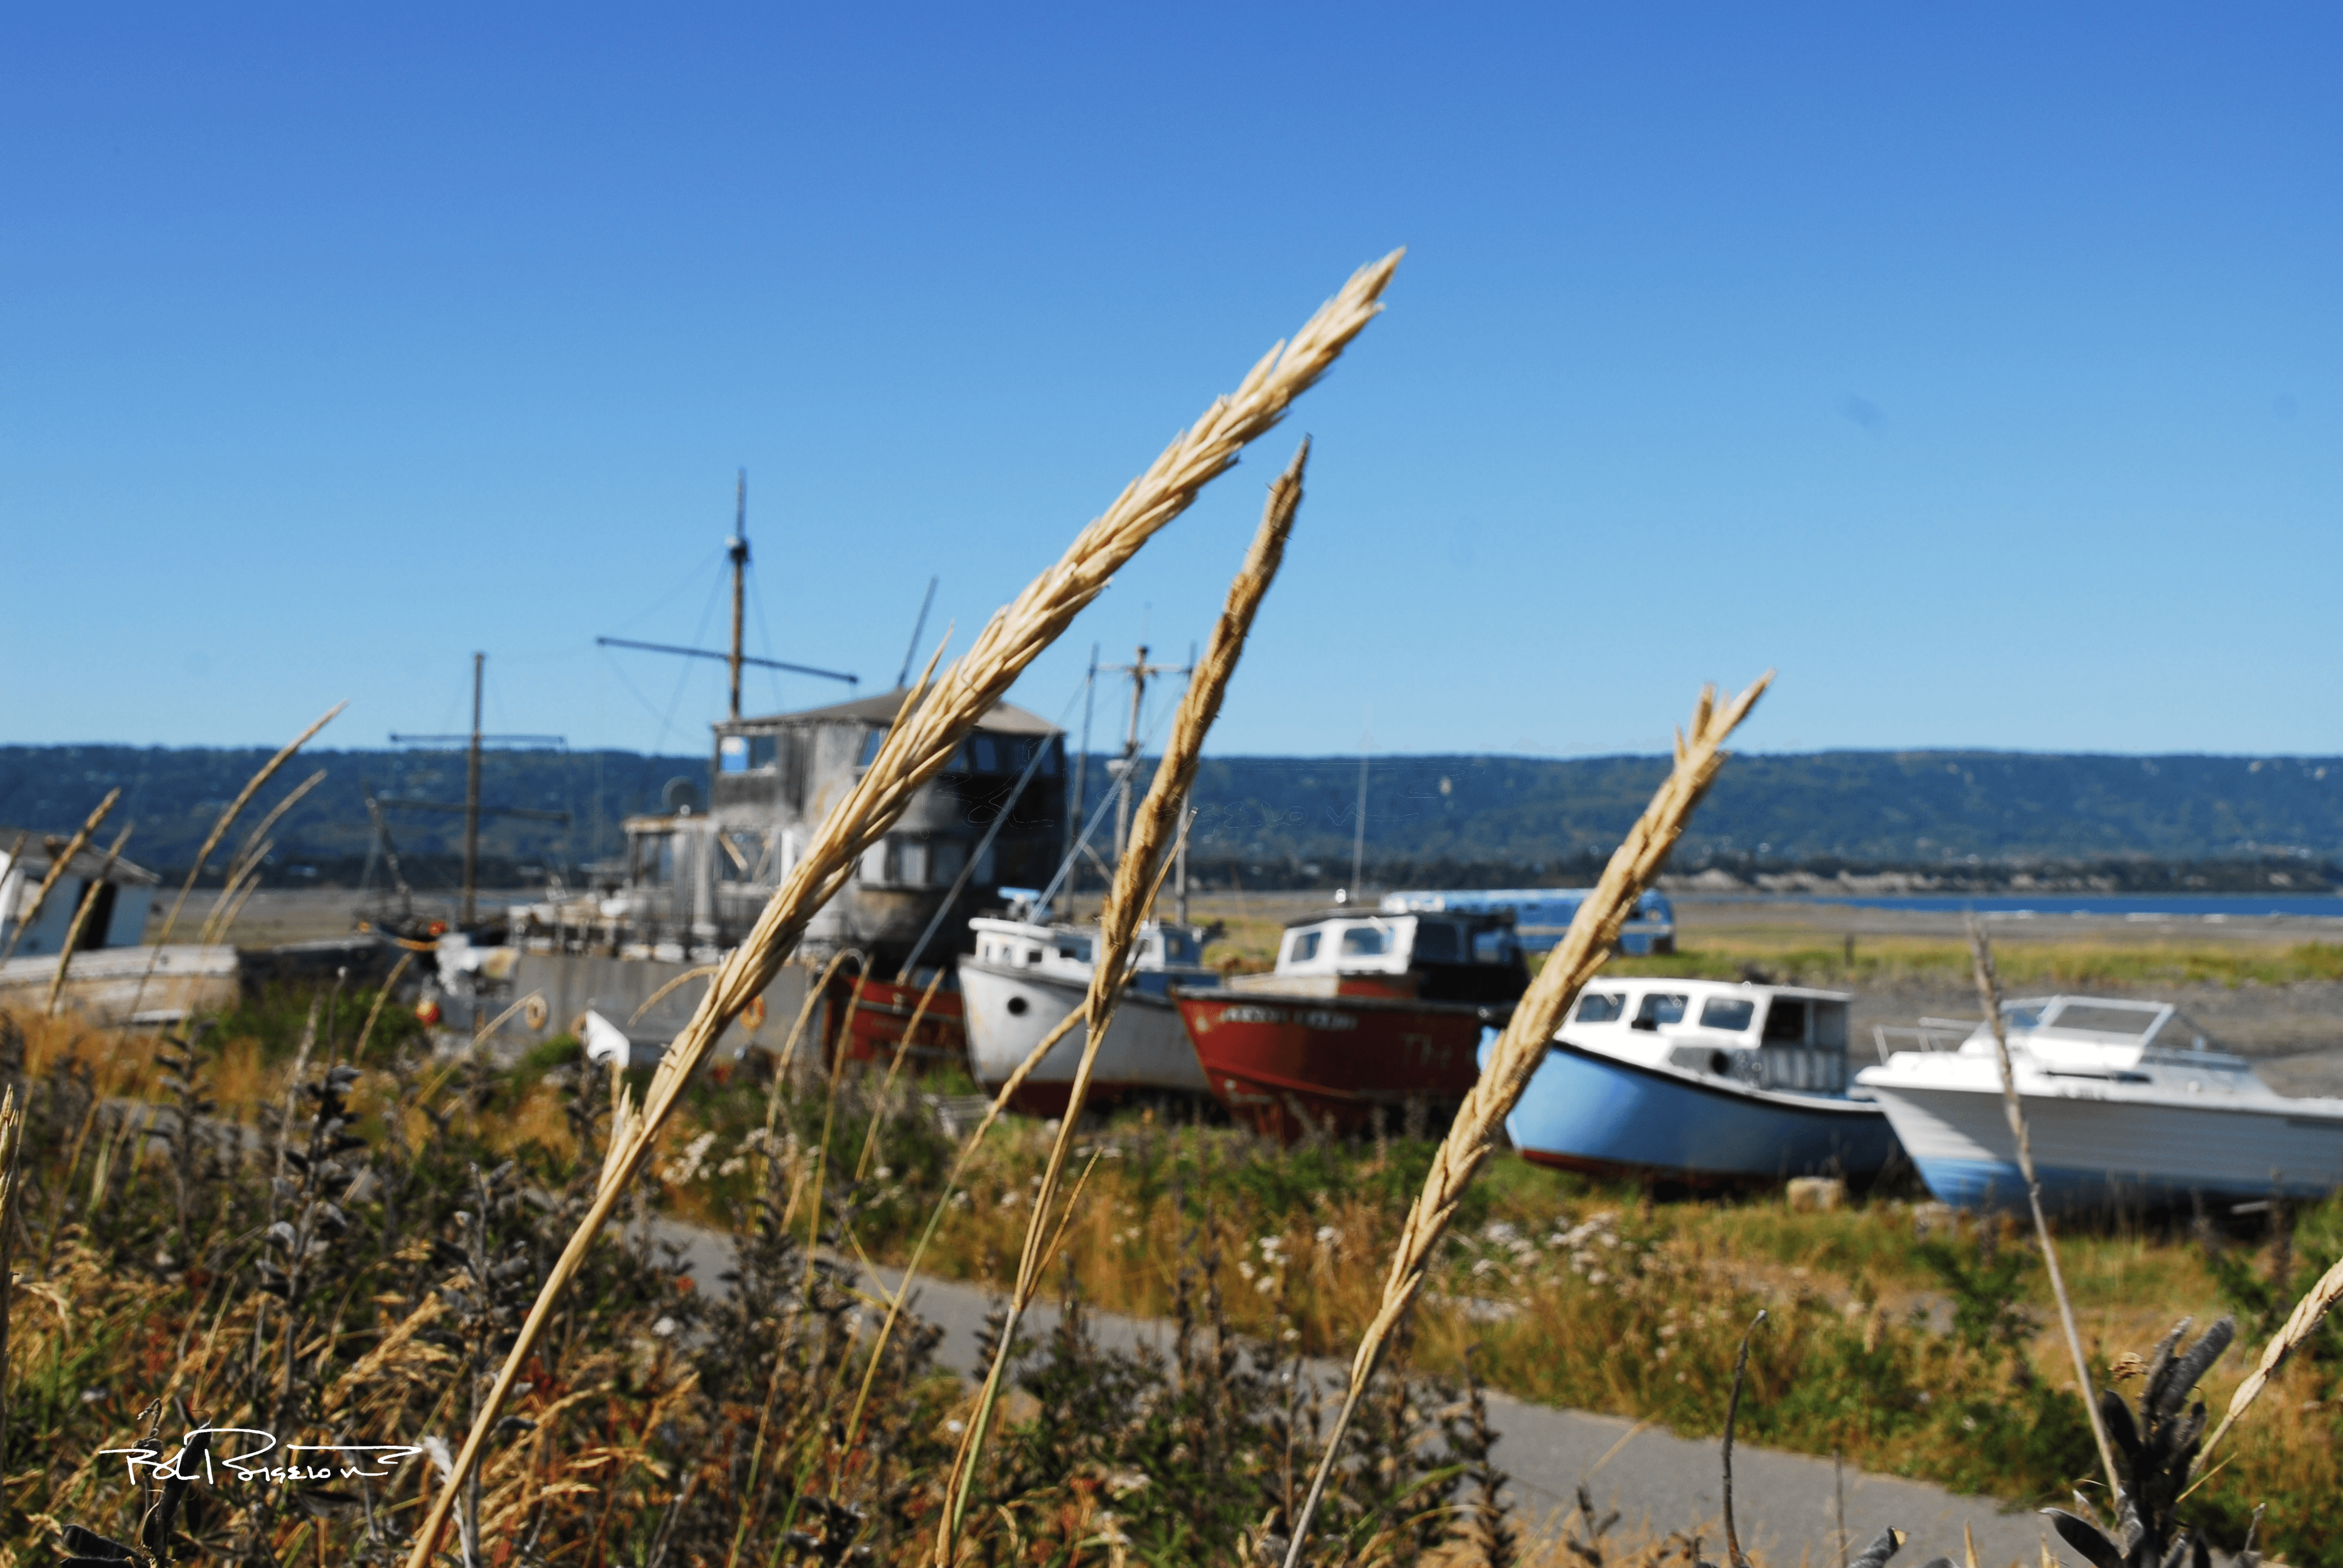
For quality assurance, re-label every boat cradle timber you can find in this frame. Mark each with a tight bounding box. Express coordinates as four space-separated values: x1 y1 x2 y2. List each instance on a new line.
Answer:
1495 977 1898 1186
1176 905 1525 1141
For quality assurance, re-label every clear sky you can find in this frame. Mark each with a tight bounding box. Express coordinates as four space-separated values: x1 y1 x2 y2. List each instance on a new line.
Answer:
4 5 2336 760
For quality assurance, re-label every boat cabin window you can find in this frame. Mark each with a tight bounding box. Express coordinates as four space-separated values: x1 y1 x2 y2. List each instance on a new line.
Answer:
1575 991 1625 1024
719 734 780 773
1999 1001 2045 1030
1162 929 1196 963
1339 926 1390 957
1699 998 1755 1031
2043 1001 2160 1037
1288 931 1322 963
1055 933 1095 964
1473 928 1515 964
1632 993 1687 1030
973 736 999 773
1762 999 1807 1042
1411 921 1460 963
1812 1001 1847 1048
857 728 886 768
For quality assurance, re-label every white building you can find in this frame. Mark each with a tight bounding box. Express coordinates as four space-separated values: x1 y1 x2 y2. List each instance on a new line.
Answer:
0 829 160 956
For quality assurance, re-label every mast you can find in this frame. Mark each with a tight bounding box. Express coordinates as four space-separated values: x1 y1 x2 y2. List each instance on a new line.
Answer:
1114 644 1148 866
1109 643 1188 869
462 652 483 926
727 469 749 722
1067 644 1096 900
1350 728 1371 898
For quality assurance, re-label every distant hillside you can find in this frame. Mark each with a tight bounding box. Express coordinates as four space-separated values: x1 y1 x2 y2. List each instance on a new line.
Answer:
5 745 2341 890
1171 751 2343 882
0 745 707 886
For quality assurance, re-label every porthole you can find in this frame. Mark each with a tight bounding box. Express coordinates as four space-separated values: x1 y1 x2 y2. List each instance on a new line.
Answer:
1007 996 1029 1016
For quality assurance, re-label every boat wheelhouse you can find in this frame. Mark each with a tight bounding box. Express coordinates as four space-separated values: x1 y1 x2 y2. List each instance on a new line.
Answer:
601 689 1067 970
1176 907 1527 1140
1858 995 2343 1214
1496 977 1897 1184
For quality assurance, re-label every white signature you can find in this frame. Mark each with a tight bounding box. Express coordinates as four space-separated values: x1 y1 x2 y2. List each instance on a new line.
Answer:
99 1428 424 1487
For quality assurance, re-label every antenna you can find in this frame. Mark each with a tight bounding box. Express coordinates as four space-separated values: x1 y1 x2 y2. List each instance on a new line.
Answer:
896 575 939 688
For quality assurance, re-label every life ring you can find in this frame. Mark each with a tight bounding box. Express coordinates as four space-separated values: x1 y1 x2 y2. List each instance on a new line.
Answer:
523 994 549 1031
743 993 767 1031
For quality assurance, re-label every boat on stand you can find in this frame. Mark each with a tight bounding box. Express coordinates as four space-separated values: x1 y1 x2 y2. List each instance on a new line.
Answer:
1175 906 1527 1141
960 895 1221 1112
1493 978 1898 1186
1858 995 2343 1214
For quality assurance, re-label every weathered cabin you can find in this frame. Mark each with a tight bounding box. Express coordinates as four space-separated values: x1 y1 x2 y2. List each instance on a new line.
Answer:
608 688 1067 965
0 829 160 956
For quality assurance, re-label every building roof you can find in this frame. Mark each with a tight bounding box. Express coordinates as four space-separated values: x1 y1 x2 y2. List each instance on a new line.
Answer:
0 828 161 886
723 687 1061 737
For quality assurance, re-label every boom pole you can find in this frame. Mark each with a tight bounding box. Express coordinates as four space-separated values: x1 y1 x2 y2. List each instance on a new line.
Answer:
462 652 483 927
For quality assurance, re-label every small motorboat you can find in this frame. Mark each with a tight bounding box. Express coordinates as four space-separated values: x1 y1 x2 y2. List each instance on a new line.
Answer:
960 907 1221 1112
1175 906 1525 1140
1858 995 2343 1214
1495 978 1898 1184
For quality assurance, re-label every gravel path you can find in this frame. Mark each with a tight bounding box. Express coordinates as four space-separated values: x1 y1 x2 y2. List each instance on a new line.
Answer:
649 1223 2064 1565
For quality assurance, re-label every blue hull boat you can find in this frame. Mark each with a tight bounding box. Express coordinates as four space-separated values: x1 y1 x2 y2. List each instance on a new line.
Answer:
1494 1039 1899 1181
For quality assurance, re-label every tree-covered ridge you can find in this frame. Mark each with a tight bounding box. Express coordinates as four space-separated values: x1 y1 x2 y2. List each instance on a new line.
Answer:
5 745 2341 883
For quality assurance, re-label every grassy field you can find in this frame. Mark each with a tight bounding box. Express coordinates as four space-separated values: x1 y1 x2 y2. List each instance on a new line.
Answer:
12 961 2341 1563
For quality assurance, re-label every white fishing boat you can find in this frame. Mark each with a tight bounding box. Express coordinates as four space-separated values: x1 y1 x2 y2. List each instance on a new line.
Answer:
1493 978 1897 1184
960 906 1220 1111
1857 995 2343 1214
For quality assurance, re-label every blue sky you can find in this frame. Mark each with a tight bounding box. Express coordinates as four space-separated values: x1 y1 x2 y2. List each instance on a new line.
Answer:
4 4 2335 760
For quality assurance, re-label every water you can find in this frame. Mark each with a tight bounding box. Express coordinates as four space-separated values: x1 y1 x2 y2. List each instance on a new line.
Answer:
1783 893 2343 921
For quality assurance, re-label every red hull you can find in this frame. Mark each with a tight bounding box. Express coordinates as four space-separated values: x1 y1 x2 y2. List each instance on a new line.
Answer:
826 974 968 1068
1175 989 1496 1142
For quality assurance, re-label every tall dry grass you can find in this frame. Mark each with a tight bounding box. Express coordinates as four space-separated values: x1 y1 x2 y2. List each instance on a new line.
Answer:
401 250 1401 1565
1283 676 1770 1566
44 823 135 1016
937 436 1312 1558
128 701 344 1018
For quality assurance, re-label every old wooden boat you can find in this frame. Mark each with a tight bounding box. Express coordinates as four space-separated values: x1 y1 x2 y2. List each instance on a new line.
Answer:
1175 906 1525 1140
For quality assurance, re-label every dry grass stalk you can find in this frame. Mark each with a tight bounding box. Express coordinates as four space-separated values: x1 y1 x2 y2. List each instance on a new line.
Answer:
835 871 1192 1468
0 787 120 963
854 965 947 1184
349 949 417 1065
197 852 269 949
44 823 134 1015
1965 918 2123 1503
630 961 722 1025
131 701 346 1013
195 765 329 944
938 436 1311 1559
2195 1249 2343 1477
0 1085 23 1469
399 251 1400 1567
1280 675 1771 1567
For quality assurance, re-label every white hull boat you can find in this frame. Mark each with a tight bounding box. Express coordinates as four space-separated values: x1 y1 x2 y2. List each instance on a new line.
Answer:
960 914 1217 1111
1858 995 2343 1214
